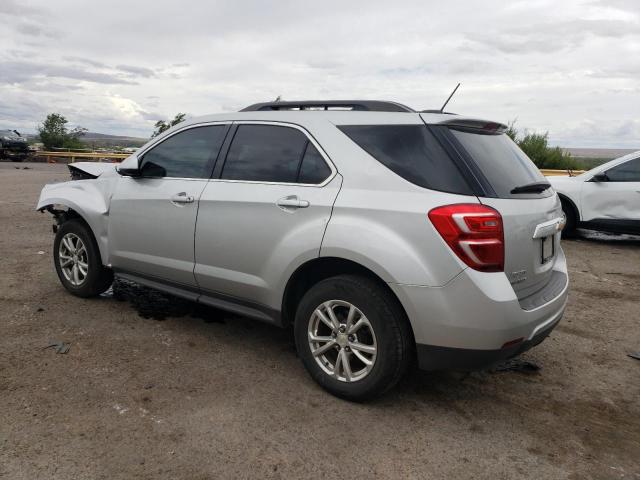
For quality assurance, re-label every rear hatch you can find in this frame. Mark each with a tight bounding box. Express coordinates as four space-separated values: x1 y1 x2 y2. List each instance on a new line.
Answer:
337 116 564 300
433 118 564 299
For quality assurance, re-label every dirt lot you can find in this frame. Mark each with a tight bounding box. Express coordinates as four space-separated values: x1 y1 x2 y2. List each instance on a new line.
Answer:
1 162 639 479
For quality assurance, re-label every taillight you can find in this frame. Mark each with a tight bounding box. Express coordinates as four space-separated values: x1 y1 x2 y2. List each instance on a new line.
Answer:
428 204 504 272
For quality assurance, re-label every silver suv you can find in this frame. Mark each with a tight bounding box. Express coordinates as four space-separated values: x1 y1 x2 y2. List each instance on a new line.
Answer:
37 100 568 400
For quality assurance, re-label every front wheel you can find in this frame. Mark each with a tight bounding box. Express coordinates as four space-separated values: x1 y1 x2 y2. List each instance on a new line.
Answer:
53 219 113 297
294 274 413 401
560 199 577 238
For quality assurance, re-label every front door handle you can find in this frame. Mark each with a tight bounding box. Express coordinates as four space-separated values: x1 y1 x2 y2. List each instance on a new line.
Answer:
171 192 195 204
276 195 310 209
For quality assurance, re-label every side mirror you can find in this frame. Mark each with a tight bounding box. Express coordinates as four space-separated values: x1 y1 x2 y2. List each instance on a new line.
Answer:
117 154 142 177
117 166 142 177
591 172 609 182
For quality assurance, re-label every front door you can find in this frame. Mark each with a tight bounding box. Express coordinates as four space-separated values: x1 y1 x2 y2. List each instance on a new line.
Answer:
581 157 640 225
109 124 229 286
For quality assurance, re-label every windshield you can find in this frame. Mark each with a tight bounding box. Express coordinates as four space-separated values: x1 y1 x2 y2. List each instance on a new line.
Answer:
449 128 549 199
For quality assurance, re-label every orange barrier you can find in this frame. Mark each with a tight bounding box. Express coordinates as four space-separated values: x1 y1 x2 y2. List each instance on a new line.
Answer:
540 168 586 177
38 151 130 163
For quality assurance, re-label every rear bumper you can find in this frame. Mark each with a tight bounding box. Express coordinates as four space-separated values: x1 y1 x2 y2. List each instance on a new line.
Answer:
389 248 568 370
415 310 561 370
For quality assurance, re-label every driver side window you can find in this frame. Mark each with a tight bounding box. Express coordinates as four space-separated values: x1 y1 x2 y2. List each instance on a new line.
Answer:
606 158 640 182
140 125 227 178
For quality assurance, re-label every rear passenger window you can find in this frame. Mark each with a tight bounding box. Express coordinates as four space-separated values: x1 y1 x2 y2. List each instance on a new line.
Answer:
338 125 473 194
222 125 308 183
140 125 226 178
299 143 331 184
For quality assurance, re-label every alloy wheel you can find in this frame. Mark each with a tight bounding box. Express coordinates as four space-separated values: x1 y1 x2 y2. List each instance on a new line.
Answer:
307 300 377 382
58 233 88 286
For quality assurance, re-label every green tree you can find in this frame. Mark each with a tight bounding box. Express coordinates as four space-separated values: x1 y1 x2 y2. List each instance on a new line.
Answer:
506 120 577 170
151 113 186 138
505 119 519 143
37 113 87 150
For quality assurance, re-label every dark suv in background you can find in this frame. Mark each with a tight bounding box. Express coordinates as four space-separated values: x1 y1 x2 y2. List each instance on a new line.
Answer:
0 130 30 162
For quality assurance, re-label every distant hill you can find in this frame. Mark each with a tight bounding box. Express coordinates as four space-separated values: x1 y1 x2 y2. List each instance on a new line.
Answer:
563 147 638 170
80 132 148 148
563 147 637 159
26 132 148 149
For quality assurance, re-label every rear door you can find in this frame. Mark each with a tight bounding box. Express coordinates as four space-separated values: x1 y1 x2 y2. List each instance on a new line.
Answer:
109 124 229 286
194 122 341 307
441 125 564 299
581 157 640 224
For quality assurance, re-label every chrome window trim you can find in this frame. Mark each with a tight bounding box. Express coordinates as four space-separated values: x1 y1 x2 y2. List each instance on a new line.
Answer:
213 120 338 188
126 119 338 187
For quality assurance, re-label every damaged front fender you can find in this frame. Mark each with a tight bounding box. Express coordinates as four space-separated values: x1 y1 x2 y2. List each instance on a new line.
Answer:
36 179 113 265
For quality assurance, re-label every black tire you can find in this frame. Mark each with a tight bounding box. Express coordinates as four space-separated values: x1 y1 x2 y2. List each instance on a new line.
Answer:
294 274 413 401
560 198 577 238
53 219 113 297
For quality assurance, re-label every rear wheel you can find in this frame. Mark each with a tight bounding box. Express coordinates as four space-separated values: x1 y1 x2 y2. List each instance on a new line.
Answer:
294 274 412 401
560 198 577 237
53 219 113 297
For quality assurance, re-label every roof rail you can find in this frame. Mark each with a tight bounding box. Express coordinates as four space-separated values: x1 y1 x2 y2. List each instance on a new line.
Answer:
240 100 415 113
421 109 457 115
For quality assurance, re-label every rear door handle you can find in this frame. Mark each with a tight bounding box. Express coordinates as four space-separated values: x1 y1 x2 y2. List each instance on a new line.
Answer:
276 195 310 209
171 192 195 204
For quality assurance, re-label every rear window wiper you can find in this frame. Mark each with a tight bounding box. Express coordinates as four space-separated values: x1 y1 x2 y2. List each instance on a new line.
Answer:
510 182 551 194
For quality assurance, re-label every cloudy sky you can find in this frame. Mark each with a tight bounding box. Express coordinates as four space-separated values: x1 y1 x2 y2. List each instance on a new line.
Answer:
1 0 639 147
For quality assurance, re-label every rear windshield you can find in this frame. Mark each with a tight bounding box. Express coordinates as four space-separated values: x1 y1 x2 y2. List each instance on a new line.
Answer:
338 125 473 195
449 128 547 198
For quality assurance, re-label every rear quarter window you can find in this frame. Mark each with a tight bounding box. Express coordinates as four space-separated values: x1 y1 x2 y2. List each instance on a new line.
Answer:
338 125 473 195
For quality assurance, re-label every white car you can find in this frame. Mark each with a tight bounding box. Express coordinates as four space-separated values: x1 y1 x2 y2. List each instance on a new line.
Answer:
548 151 640 235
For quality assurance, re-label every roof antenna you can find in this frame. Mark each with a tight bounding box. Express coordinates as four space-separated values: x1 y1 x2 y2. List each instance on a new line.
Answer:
439 83 460 113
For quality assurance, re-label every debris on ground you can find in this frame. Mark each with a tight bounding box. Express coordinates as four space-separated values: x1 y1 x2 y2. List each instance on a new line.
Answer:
43 341 71 354
491 358 541 374
37 251 45 255
108 278 226 323
99 286 114 298
628 352 640 361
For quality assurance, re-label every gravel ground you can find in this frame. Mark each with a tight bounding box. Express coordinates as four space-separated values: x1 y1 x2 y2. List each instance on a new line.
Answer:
1 162 639 479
